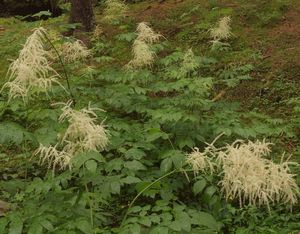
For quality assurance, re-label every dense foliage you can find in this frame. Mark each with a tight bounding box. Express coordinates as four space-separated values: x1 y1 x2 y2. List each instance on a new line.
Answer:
0 0 300 233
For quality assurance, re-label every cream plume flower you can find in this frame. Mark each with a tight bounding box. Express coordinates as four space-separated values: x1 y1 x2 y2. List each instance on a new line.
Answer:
35 144 72 171
127 40 156 68
61 40 90 63
127 22 162 69
136 22 162 44
209 16 232 41
93 25 103 40
186 138 299 208
35 101 109 170
180 48 199 75
58 100 109 152
103 0 128 23
218 140 299 208
186 146 216 176
1 27 61 102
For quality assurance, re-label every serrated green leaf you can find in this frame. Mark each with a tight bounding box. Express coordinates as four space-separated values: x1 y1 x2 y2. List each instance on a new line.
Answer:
146 128 169 142
171 154 185 169
121 176 141 184
160 158 173 173
0 122 26 145
28 220 43 234
128 206 142 214
8 214 23 234
124 148 146 160
0 217 9 233
40 219 54 232
72 151 105 168
138 216 152 227
124 160 146 171
135 182 160 198
106 158 124 172
169 220 182 231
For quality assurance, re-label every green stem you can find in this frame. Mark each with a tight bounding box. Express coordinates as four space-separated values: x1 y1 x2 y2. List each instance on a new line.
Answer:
85 184 94 229
42 32 76 105
121 169 179 226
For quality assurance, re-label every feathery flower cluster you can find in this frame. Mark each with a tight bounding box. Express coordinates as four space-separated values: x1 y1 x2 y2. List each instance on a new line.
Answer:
93 25 104 40
127 22 162 69
186 138 299 208
136 22 162 44
180 48 199 75
218 140 299 208
186 146 216 176
58 101 109 152
1 27 60 102
61 40 90 63
35 144 72 171
35 101 109 170
103 0 128 23
209 16 232 42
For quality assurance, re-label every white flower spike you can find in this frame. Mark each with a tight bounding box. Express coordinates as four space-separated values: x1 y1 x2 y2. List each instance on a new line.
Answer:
1 27 61 102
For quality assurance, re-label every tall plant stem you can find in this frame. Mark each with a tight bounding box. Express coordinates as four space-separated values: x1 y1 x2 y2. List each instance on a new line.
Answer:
42 32 76 105
121 169 179 226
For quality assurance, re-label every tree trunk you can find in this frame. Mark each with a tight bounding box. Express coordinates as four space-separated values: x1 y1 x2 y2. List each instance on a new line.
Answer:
70 0 95 31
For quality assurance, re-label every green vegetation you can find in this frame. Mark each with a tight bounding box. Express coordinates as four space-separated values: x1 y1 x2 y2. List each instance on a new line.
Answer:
0 0 300 233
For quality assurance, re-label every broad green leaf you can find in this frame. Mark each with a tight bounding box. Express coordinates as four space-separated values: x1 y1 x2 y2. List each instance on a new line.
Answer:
191 212 220 230
121 176 141 184
160 158 173 173
128 223 140 234
76 219 92 234
40 219 54 232
150 227 168 234
135 182 160 198
34 127 57 146
124 160 146 171
124 148 146 160
178 138 195 149
138 216 152 227
171 154 185 169
106 158 124 172
202 186 217 203
72 151 105 168
150 215 160 224
128 206 142 214
110 181 121 194
32 10 52 18
85 160 97 174
193 179 207 195
174 212 191 232
146 128 169 142
169 220 182 231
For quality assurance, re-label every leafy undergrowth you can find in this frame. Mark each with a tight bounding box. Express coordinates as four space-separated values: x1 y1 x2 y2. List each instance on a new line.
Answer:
0 0 300 233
